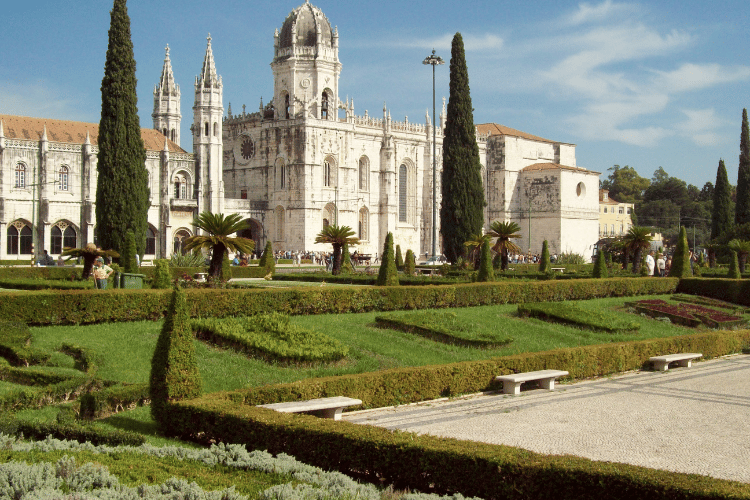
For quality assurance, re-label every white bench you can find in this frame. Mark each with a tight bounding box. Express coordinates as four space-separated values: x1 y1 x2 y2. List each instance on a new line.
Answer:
495 369 569 395
258 396 362 420
649 353 702 371
551 267 565 273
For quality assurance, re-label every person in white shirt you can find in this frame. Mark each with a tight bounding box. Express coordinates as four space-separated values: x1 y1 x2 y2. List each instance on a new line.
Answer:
646 250 655 276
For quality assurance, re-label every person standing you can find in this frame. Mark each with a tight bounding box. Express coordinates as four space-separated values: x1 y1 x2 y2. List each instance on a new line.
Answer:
656 253 666 277
646 250 655 276
92 257 113 289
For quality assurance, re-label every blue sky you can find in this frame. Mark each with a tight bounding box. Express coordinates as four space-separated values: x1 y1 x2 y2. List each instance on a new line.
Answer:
2 0 748 189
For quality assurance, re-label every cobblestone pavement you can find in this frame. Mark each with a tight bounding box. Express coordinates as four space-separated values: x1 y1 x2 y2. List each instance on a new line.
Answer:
343 355 750 483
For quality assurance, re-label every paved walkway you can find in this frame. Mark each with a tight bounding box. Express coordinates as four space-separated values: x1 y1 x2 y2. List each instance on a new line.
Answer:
343 355 750 484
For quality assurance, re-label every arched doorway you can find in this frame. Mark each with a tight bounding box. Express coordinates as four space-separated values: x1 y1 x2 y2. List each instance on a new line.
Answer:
237 219 264 257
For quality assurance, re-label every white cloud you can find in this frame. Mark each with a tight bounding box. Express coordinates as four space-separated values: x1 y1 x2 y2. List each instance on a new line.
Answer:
564 0 637 26
676 108 725 146
652 63 750 93
368 33 503 52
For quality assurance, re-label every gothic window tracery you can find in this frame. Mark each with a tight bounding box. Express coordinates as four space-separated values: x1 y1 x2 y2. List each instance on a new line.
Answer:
359 157 369 191
7 222 32 255
173 172 190 199
51 222 77 254
398 161 416 225
323 156 335 187
15 163 26 188
58 166 69 191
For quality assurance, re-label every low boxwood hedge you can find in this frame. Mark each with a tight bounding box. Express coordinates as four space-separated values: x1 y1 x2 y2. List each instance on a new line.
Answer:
677 278 750 307
518 302 640 333
0 278 679 326
169 328 750 500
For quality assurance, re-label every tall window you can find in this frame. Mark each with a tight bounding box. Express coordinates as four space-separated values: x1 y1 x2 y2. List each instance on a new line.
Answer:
359 207 369 241
277 160 286 189
7 223 32 255
51 224 76 254
145 227 156 255
284 93 290 119
58 166 69 191
321 91 330 119
173 229 190 255
240 189 248 199
15 164 26 188
324 158 333 187
399 164 407 222
359 157 368 191
204 122 209 137
174 173 187 199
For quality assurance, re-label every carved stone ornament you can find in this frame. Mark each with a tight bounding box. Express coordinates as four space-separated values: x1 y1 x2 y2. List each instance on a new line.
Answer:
233 133 254 165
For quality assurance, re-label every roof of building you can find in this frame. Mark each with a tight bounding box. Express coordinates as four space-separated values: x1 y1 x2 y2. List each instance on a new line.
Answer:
476 123 573 145
599 189 631 205
523 162 599 175
279 1 333 49
0 114 186 153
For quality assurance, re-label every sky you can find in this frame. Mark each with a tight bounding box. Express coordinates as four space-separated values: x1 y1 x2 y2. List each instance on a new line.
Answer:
1 0 748 190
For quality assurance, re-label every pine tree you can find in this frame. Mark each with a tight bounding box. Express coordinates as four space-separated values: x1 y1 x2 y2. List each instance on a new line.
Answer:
440 33 485 264
728 250 741 279
395 244 404 271
150 285 202 433
95 0 150 257
668 226 693 278
592 249 608 278
376 233 399 286
476 238 495 282
712 159 733 239
539 240 551 274
737 109 750 225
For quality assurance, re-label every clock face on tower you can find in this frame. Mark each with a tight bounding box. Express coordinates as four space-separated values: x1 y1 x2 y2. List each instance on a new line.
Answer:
234 134 255 165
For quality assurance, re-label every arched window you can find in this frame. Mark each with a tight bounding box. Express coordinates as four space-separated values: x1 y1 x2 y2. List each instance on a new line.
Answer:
399 164 408 223
162 128 167 137
322 203 335 229
173 229 191 255
204 122 209 137
284 93 290 119
58 166 69 191
277 159 286 189
359 157 369 191
51 223 77 254
275 206 285 241
170 129 176 141
213 122 218 137
174 172 188 199
323 156 335 188
15 163 26 188
321 90 330 119
6 222 32 255
359 207 369 241
145 227 156 255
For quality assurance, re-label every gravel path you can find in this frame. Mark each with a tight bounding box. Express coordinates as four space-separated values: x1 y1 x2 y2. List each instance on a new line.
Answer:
344 354 750 483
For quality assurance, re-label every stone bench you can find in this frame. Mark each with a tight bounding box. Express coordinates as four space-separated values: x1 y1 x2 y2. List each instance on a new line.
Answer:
551 267 565 272
258 396 362 420
649 353 702 371
495 369 569 395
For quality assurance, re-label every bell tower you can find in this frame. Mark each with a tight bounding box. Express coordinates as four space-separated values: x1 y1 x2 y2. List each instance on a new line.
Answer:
193 34 224 214
152 45 181 146
271 1 341 120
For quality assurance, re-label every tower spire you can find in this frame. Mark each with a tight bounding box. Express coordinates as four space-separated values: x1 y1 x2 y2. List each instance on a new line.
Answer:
198 33 220 88
157 45 178 94
153 44 182 146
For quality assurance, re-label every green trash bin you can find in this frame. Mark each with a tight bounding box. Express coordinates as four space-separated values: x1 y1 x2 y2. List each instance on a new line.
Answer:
119 273 146 289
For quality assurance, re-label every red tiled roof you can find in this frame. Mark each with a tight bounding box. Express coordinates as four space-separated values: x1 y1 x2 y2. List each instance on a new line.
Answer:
0 114 187 153
476 123 572 145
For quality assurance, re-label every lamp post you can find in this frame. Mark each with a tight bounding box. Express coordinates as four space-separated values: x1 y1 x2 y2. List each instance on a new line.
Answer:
423 49 444 263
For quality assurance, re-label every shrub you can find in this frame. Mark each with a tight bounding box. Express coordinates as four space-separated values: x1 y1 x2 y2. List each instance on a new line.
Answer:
169 252 205 268
376 233 399 286
539 240 550 273
259 241 275 275
149 285 202 433
476 239 494 282
555 252 586 265
592 249 608 278
2 420 145 446
727 250 741 279
79 383 150 419
122 230 138 273
404 249 416 276
341 244 355 274
669 227 693 277
376 311 512 347
395 245 404 271
152 259 172 289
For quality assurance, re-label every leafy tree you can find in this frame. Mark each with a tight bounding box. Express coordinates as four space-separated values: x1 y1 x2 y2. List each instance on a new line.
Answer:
592 249 608 278
122 230 138 273
395 245 404 271
737 109 750 225
712 159 733 240
149 284 202 433
727 250 741 279
476 238 495 282
315 225 359 276
539 240 551 274
404 249 416 276
486 221 522 271
258 241 275 275
440 33 485 263
376 232 399 286
623 226 652 274
183 212 254 279
668 227 693 278
600 165 650 203
95 0 150 258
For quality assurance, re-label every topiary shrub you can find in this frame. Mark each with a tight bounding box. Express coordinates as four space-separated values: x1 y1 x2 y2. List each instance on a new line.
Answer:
395 245 404 271
476 239 495 282
592 249 608 278
220 251 232 281
149 285 202 434
728 250 741 279
538 240 550 274
341 244 355 274
376 233 399 286
258 241 275 275
669 226 693 278
403 249 416 276
122 230 138 273
492 253 502 270
152 259 172 289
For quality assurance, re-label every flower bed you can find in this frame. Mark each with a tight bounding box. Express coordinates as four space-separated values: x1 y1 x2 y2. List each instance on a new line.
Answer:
627 299 746 329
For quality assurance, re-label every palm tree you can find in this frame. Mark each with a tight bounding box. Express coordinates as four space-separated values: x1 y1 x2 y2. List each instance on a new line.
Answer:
62 243 119 279
727 239 750 273
486 221 522 271
623 226 653 274
464 233 492 270
315 225 359 275
183 212 255 279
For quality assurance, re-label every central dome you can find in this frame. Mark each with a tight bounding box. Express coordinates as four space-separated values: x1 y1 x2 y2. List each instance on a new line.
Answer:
279 1 333 49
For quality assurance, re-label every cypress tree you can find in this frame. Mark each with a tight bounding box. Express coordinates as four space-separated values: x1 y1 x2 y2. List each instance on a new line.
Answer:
592 249 608 278
737 109 750 225
440 33 485 264
403 249 416 276
712 159 733 239
258 241 275 275
476 238 495 282
539 240 551 274
395 244 404 271
95 0 150 257
376 232 399 286
668 226 693 278
728 250 741 279
151 259 171 289
149 285 202 433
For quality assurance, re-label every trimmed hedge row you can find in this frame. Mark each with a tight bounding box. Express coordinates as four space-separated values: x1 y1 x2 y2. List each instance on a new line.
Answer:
517 302 640 333
0 278 679 326
0 419 145 446
0 375 94 412
677 278 750 307
0 321 50 366
78 383 150 420
169 329 750 499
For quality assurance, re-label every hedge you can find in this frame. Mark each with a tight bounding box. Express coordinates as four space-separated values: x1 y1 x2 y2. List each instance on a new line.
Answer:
0 278 679 326
677 278 750 306
168 329 750 499
78 383 150 420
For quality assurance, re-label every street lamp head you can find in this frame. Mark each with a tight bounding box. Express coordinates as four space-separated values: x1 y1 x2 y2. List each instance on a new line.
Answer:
422 49 445 66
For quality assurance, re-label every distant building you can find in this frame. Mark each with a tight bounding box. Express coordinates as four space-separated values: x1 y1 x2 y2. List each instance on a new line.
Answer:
599 189 633 238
